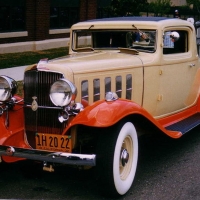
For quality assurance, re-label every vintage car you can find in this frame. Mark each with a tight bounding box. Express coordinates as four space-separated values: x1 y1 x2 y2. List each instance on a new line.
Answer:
0 16 200 196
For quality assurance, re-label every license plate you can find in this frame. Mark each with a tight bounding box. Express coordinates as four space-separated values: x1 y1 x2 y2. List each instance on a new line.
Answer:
35 133 72 153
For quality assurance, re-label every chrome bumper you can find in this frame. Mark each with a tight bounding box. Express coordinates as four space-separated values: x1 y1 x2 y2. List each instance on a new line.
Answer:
0 145 96 166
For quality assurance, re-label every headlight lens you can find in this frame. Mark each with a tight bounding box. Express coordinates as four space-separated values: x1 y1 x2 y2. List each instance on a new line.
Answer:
50 79 77 107
0 76 17 102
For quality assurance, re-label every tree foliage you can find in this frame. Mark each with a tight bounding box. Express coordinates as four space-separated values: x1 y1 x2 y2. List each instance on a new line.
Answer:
107 0 148 16
186 0 200 13
148 0 172 16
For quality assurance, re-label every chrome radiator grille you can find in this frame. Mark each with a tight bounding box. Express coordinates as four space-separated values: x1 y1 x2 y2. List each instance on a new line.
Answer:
24 70 66 148
24 70 64 106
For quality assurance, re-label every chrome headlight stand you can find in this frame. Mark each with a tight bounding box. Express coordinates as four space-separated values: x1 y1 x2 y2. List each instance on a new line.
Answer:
58 102 84 123
0 97 17 127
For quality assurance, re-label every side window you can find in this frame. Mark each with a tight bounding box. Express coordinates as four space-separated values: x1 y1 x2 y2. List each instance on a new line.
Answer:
163 30 188 54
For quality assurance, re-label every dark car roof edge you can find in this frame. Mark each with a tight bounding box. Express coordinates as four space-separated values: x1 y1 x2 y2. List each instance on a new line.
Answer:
85 16 175 22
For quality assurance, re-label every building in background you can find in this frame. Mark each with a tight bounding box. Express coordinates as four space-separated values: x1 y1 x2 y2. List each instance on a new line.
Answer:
0 0 111 53
0 0 195 53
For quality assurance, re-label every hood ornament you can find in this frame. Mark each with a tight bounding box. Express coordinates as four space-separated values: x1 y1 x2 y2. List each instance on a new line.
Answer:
31 96 38 111
37 58 49 69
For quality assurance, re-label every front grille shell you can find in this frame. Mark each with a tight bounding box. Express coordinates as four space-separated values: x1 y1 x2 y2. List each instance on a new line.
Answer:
24 70 67 148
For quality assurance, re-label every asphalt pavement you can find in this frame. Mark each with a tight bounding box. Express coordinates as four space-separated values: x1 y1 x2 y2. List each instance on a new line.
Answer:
1 128 200 199
0 65 27 81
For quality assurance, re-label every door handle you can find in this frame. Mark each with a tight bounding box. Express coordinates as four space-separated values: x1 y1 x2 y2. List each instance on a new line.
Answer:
189 63 195 67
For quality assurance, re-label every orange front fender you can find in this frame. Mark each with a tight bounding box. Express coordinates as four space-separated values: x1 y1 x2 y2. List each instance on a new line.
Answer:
66 99 182 138
0 96 30 162
69 99 141 127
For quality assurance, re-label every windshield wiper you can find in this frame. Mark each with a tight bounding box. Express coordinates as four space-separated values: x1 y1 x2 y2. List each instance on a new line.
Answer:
89 25 94 29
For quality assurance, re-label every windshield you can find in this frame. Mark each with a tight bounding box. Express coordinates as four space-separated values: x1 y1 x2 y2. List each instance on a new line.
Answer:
73 29 156 53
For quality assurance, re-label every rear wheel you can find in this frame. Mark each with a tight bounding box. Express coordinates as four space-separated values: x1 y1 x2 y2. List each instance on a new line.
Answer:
96 121 138 196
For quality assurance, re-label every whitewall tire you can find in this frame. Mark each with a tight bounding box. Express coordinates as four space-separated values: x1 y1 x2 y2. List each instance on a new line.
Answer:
96 121 138 196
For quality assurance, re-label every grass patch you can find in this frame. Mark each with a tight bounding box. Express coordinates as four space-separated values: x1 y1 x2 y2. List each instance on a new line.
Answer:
0 47 69 69
16 81 23 97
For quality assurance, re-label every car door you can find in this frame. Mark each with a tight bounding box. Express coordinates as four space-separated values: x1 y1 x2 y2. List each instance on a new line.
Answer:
155 27 199 117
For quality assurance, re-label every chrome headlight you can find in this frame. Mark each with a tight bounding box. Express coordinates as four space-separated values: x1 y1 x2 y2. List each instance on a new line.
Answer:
0 76 17 102
50 79 77 107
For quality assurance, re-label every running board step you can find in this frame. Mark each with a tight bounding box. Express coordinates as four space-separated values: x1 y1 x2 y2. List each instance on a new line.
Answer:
165 113 200 134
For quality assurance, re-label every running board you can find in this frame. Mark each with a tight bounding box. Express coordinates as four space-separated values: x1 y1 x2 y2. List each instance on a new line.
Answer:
165 113 200 135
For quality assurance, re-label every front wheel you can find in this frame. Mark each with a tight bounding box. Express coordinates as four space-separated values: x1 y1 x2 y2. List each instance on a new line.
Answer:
96 121 138 196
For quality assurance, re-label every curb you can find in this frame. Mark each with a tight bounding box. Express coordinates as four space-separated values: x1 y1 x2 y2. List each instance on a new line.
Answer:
0 38 69 54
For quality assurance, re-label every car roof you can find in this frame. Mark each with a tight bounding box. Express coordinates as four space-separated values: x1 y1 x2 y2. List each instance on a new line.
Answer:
85 16 173 22
72 16 192 30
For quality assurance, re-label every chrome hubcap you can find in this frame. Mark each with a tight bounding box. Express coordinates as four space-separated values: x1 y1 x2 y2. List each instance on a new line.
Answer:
120 148 129 167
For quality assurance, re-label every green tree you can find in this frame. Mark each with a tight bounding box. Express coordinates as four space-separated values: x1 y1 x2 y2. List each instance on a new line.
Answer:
148 0 172 17
108 0 148 16
186 0 200 13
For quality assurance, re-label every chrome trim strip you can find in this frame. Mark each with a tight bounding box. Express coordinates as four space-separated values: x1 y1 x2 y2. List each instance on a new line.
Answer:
25 105 62 110
0 145 96 166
